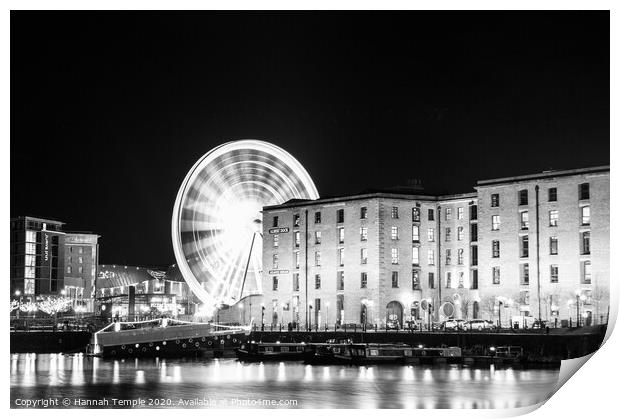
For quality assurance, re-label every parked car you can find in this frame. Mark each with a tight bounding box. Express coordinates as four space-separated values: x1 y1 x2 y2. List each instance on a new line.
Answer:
465 319 496 331
442 319 466 331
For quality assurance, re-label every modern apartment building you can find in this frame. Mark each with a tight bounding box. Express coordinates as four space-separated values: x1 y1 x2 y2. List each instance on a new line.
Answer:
256 166 609 329
64 232 100 310
10 216 66 299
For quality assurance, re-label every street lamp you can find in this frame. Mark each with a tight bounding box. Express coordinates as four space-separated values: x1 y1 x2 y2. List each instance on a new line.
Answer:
14 290 22 320
261 303 265 331
325 301 330 328
309 305 313 331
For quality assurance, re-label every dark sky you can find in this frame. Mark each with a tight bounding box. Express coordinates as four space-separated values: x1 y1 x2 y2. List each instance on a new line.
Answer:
11 11 609 266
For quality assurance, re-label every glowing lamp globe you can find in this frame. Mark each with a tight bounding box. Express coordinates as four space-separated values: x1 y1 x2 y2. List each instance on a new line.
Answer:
171 139 319 308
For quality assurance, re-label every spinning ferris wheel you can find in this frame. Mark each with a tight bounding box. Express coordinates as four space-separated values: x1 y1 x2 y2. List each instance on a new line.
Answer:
171 140 319 308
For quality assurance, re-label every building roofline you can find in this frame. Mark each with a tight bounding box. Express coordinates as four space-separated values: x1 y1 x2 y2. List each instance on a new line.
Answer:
263 190 477 210
476 165 609 187
11 215 65 225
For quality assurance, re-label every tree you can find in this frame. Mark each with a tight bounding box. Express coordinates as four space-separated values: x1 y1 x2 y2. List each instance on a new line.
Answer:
590 282 610 325
37 296 72 319
10 299 20 312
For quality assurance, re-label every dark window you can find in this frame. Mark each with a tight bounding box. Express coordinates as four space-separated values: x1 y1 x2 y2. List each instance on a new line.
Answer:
428 209 434 221
550 265 559 283
360 272 367 289
470 270 478 289
428 272 435 289
579 183 590 200
412 207 420 222
550 237 558 255
337 209 344 223
492 240 500 258
360 207 368 219
293 273 300 291
491 194 500 207
492 267 500 284
470 223 478 242
548 187 557 202
293 214 300 227
470 245 478 266
315 274 321 289
518 189 528 206
581 231 590 255
521 264 530 285
337 271 344 290
391 271 399 288
314 212 321 224
412 270 420 290
520 235 529 258
272 276 278 291
273 216 279 228
469 205 478 220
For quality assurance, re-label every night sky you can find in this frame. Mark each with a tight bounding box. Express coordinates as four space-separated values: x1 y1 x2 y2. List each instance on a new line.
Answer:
10 11 609 267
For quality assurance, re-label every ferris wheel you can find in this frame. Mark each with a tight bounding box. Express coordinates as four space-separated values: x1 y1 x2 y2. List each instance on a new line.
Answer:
171 140 319 308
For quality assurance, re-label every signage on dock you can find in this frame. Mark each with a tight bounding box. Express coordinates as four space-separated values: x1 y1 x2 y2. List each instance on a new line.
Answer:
268 227 289 234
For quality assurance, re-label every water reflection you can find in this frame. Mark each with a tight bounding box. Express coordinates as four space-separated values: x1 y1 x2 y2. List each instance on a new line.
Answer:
10 353 559 409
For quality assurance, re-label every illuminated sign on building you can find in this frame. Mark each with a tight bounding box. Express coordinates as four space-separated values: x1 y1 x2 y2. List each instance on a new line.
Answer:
268 227 290 234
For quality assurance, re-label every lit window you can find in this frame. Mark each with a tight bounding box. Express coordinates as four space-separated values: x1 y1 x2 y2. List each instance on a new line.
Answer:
337 271 345 290
294 231 301 247
391 248 399 264
428 250 435 265
412 247 420 265
78 266 83 274
360 227 368 241
427 228 435 242
457 207 464 220
582 261 591 284
67 266 72 274
549 210 558 227
445 208 452 220
273 234 279 247
391 226 399 240
360 248 368 264
492 215 500 231
445 227 451 241
294 251 300 269
457 226 464 241
581 206 590 225
412 270 421 290
520 211 529 230
315 231 321 245
412 225 420 242
272 254 279 269
412 207 420 222
338 248 344 266
315 251 321 267
338 227 345 244
445 249 452 265
78 247 84 254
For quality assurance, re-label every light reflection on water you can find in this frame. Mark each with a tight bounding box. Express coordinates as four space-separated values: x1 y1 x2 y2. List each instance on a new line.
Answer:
10 353 559 409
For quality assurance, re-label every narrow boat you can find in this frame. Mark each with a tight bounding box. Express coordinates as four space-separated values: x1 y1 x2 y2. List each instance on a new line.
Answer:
236 341 314 361
333 343 462 365
306 338 353 364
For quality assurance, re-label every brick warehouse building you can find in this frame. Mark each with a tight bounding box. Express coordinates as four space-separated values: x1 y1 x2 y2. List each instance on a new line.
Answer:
256 166 609 329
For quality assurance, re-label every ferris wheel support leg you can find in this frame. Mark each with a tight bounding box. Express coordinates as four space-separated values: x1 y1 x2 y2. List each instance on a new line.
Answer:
239 232 257 301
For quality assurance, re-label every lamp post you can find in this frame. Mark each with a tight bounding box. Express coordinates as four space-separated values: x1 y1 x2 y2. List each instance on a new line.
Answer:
498 299 504 329
575 290 581 328
325 301 330 328
261 303 265 331
309 305 313 331
15 290 22 320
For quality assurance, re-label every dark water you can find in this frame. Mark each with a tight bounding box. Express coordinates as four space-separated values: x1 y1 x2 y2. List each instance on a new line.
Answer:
11 353 559 409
